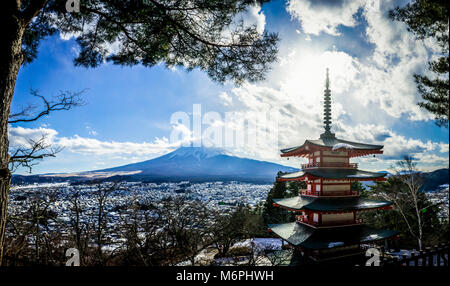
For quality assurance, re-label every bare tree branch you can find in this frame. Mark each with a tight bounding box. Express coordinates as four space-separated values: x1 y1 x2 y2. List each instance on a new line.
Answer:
9 135 62 173
8 88 86 124
391 155 425 250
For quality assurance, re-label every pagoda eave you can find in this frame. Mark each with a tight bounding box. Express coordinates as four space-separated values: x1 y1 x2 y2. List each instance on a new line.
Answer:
272 202 393 213
267 222 398 249
281 148 383 158
276 169 387 182
280 138 384 158
272 197 393 213
277 176 387 182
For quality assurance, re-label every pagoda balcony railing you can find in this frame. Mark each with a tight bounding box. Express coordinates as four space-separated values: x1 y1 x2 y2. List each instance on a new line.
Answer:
296 216 364 227
301 162 319 169
301 162 358 169
296 216 319 226
300 189 360 197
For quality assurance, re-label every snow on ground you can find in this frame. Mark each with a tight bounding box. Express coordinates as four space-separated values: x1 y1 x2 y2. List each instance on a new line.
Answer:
177 238 284 266
11 182 69 190
176 247 219 266
231 238 284 254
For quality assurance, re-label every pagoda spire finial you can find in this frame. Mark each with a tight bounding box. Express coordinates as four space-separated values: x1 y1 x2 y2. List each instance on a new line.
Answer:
321 68 335 139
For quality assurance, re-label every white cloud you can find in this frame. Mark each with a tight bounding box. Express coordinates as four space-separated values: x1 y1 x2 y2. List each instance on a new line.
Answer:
8 126 189 159
439 143 449 153
335 123 440 160
219 92 233 106
287 0 365 35
8 126 58 148
243 4 266 35
218 0 441 167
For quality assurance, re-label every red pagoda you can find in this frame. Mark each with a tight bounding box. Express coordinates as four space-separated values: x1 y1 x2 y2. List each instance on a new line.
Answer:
268 69 398 263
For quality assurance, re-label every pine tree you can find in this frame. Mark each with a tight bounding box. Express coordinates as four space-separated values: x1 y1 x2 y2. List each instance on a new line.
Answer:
390 0 449 127
262 180 299 224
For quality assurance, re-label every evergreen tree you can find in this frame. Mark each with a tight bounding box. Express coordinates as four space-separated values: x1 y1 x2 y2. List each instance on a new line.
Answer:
262 180 303 224
390 0 449 127
351 181 370 198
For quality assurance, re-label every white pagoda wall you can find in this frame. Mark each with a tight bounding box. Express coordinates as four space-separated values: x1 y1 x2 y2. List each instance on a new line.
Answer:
321 212 354 224
321 156 348 163
322 184 350 192
322 151 348 156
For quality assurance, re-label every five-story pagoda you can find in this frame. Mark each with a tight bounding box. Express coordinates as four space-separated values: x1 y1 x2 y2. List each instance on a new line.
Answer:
268 69 398 263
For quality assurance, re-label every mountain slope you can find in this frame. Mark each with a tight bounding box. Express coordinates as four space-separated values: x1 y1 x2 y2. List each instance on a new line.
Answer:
97 146 298 182
12 147 298 184
360 169 449 192
421 168 449 192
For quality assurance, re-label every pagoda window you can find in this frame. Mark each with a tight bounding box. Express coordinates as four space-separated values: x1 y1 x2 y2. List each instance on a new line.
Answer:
313 213 319 223
322 156 347 163
307 184 311 191
323 151 347 156
321 212 354 225
315 184 321 192
323 184 350 191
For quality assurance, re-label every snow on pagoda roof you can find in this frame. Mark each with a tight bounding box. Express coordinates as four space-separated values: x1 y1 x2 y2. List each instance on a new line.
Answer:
277 168 387 181
272 196 392 212
268 222 398 249
332 143 354 151
280 137 383 156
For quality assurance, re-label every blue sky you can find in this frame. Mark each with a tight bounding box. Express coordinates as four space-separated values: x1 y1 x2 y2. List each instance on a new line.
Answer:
10 0 449 174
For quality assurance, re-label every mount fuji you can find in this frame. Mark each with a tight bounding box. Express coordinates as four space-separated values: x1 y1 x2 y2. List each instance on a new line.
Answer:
98 146 298 182
13 147 298 183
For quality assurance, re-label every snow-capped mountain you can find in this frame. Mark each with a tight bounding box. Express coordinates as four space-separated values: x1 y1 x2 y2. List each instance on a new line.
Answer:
93 146 297 182
164 146 231 160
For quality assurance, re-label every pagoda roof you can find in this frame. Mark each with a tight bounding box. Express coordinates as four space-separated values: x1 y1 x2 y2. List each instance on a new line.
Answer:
273 196 392 212
280 136 383 157
268 222 398 249
277 168 387 181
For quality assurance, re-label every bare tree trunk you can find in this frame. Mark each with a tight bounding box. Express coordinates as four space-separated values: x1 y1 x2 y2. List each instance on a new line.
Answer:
0 7 25 265
413 194 423 251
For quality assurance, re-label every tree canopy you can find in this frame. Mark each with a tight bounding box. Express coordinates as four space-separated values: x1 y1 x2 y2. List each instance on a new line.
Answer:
390 0 449 127
20 0 279 85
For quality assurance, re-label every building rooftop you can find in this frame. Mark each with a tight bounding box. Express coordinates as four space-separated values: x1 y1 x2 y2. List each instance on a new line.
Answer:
268 222 398 249
277 168 387 181
273 196 392 212
280 137 384 157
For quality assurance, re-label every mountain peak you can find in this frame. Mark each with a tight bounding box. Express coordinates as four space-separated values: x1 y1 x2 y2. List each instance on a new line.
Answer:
12 145 300 183
167 146 229 160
